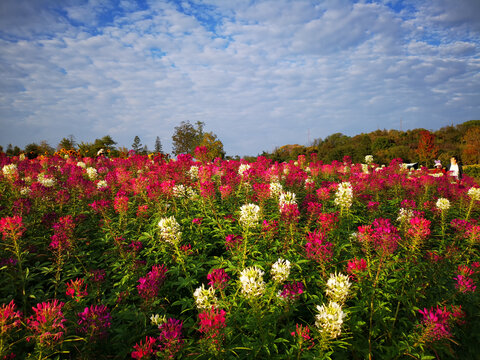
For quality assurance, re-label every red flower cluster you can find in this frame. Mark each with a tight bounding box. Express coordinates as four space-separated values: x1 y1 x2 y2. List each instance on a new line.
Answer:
418 305 464 342
49 215 75 251
0 216 25 241
77 304 111 340
137 265 168 301
27 300 66 347
207 268 230 291
305 230 333 265
65 278 88 302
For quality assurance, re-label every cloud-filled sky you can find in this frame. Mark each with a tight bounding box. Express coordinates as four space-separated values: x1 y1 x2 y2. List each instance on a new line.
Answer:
1 0 479 156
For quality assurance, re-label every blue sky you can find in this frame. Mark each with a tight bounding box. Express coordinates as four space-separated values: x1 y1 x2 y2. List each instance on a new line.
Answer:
1 0 479 156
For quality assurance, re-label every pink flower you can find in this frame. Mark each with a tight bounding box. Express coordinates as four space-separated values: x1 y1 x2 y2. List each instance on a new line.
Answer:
316 187 330 202
279 282 304 302
198 307 226 340
137 265 168 301
0 216 25 241
27 300 66 347
253 183 270 202
225 234 242 251
454 275 476 293
305 230 333 264
207 269 230 291
200 181 215 199
0 300 22 335
192 218 203 225
65 278 88 302
280 203 300 224
132 336 157 359
158 318 184 357
291 323 314 349
407 216 431 242
114 195 129 214
77 304 111 340
49 215 75 251
346 258 367 281
136 205 149 218
219 185 233 199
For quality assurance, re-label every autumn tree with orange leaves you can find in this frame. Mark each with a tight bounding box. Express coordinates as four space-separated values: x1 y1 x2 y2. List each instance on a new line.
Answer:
416 130 439 167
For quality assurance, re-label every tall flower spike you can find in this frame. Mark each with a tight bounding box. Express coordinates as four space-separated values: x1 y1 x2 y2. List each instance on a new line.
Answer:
158 216 182 244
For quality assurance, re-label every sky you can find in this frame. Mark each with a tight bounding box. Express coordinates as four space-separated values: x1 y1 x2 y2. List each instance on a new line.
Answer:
0 0 479 157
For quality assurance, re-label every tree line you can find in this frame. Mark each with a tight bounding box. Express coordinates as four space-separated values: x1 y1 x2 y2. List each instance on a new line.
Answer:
2 120 479 166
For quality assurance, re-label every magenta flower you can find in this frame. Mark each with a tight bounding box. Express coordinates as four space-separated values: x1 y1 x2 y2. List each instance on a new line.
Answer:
305 230 333 264
131 336 157 359
280 203 300 224
114 195 129 214
225 234 243 251
65 278 88 302
158 318 184 357
279 281 304 302
219 185 233 199
0 216 26 241
346 258 368 281
27 300 66 347
207 269 230 291
454 275 476 293
0 300 22 336
291 323 314 349
49 215 75 251
200 181 215 199
77 304 111 340
198 306 226 340
137 265 168 301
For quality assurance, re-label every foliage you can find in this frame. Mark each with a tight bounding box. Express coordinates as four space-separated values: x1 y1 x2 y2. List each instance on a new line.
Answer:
0 152 479 359
172 121 205 156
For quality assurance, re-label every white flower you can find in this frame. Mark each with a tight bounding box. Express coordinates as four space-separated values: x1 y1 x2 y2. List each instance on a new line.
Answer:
19 154 25 161
188 166 199 180
20 187 31 196
269 182 283 197
279 191 296 207
305 177 315 187
86 167 98 180
97 180 108 189
239 203 261 229
325 273 351 305
173 185 198 199
193 284 217 310
76 161 86 168
334 182 353 210
240 266 266 299
364 155 374 164
238 164 251 176
315 301 346 339
2 164 17 177
468 187 480 202
271 258 291 283
150 314 166 326
158 216 182 244
361 164 369 174
37 173 56 187
436 198 451 211
397 208 414 223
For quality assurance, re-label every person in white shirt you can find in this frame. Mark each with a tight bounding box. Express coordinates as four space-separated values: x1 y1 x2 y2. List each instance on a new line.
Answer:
448 155 463 180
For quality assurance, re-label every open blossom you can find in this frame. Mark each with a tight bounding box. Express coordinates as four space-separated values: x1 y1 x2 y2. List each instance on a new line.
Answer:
198 306 226 341
315 301 345 339
114 195 129 214
37 173 56 187
158 216 182 244
397 208 414 223
436 198 451 211
137 265 168 301
407 216 431 243
225 234 243 251
271 258 291 283
334 182 353 211
2 163 18 178
454 275 476 293
365 155 374 164
0 300 22 335
325 272 351 305
188 165 199 180
66 278 88 302
86 167 97 180
238 163 250 176
305 230 333 264
97 180 108 189
207 268 230 291
27 300 66 347
49 215 75 251
239 204 261 229
132 336 158 359
77 304 111 339
346 258 367 281
269 182 283 197
418 305 463 342
193 284 217 310
0 215 26 241
239 266 266 299
278 281 304 302
467 187 480 201
279 191 296 207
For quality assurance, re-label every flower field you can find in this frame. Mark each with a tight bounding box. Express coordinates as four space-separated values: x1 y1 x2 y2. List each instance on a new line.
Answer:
1 151 479 359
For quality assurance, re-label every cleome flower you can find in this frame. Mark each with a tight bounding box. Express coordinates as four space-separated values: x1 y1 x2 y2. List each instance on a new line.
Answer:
315 301 346 339
193 284 218 310
158 216 182 244
334 182 353 211
467 187 480 202
436 198 451 211
239 204 261 229
325 272 352 305
271 258 291 283
239 266 266 299
279 191 297 207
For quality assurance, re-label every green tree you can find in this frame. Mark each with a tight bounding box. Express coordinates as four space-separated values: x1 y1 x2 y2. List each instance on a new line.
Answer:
198 132 226 160
154 136 163 153
132 136 143 153
57 135 76 151
172 121 205 156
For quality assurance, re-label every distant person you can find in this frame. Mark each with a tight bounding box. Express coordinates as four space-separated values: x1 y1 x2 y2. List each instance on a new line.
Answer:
448 155 463 180
432 160 446 175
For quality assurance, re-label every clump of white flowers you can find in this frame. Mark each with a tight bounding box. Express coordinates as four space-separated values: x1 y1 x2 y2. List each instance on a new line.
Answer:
150 314 167 326
361 164 369 174
20 187 31 196
2 164 17 178
269 182 283 197
325 273 351 305
173 184 197 199
271 258 291 283
37 173 56 187
239 204 261 229
158 216 182 244
397 208 414 223
279 191 296 207
436 198 451 211
364 155 374 164
97 180 108 190
315 301 346 339
188 165 199 180
468 187 480 202
86 167 98 180
76 161 86 168
305 177 315 188
334 182 353 212
239 266 266 299
193 284 217 310
238 164 251 176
